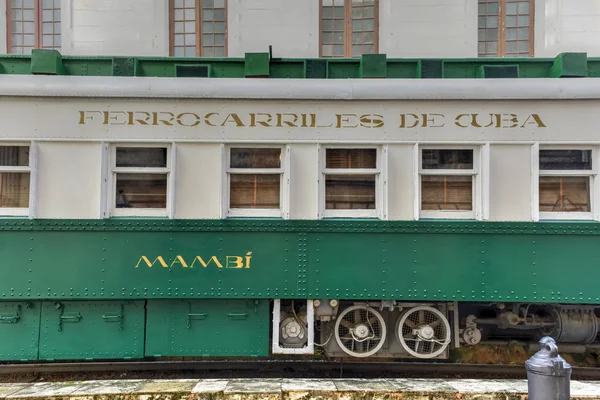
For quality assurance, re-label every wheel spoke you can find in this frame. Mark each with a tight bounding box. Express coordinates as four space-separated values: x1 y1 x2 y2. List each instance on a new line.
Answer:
430 320 441 328
340 319 353 329
404 319 417 329
418 310 424 324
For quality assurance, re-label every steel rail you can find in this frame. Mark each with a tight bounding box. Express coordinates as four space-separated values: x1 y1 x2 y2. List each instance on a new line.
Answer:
1 360 599 380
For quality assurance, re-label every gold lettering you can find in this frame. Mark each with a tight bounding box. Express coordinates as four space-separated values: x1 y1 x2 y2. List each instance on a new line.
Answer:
300 114 313 128
484 114 498 128
275 113 298 127
226 256 244 269
170 255 189 268
521 114 547 128
204 112 220 126
221 113 245 127
359 114 384 128
189 256 224 268
79 111 102 125
400 113 420 128
135 256 168 268
336 114 359 128
176 112 201 127
245 252 252 269
454 114 469 128
422 113 445 128
103 111 128 125
152 112 175 126
127 111 151 125
249 113 272 127
501 113 519 128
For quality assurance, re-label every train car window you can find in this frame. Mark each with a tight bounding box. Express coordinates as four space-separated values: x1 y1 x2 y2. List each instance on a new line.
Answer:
227 147 284 216
323 148 378 216
420 148 477 218
111 146 169 214
0 146 30 210
539 149 593 216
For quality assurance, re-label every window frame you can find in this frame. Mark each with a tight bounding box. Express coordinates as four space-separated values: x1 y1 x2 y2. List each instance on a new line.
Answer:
225 144 288 218
319 145 382 219
0 142 34 217
168 0 228 58
6 0 61 54
478 0 535 57
537 145 597 221
319 0 379 58
108 144 172 218
418 145 481 220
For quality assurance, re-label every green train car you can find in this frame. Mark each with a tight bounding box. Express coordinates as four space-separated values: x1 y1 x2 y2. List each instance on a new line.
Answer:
0 49 599 361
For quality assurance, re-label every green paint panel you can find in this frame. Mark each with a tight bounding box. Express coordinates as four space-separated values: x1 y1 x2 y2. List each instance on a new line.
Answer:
1 219 600 304
360 54 387 78
39 301 144 360
30 49 66 75
551 52 588 77
245 53 270 77
145 299 269 357
175 64 211 77
112 57 137 77
304 59 328 79
477 65 519 78
327 60 360 79
0 223 301 300
0 302 40 361
418 59 443 79
0 50 599 79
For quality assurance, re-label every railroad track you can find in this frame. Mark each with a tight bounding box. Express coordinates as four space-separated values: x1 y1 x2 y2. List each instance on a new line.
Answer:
1 361 600 381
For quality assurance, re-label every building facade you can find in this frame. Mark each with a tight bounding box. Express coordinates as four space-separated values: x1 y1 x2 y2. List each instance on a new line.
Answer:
2 0 600 58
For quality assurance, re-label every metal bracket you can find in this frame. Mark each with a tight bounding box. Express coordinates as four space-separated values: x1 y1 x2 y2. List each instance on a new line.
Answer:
187 302 207 329
0 305 21 324
102 304 124 331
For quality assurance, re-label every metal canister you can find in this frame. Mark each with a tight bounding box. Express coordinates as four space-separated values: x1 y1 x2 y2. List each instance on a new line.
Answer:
525 336 572 400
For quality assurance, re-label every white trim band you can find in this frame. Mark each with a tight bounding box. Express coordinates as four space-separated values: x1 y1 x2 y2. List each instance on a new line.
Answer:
1 75 600 100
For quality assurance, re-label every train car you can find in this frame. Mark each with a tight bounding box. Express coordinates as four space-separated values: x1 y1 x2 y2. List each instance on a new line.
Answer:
1 50 600 362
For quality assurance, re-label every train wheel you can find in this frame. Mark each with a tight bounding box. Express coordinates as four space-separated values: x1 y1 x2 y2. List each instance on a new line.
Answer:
334 305 386 358
396 306 451 359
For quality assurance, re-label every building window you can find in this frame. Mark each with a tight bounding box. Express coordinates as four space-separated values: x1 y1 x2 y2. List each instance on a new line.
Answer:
320 0 378 58
478 0 533 57
420 148 478 219
0 146 30 215
7 0 61 54
539 149 594 219
170 0 227 57
111 146 170 217
227 147 284 217
322 148 379 218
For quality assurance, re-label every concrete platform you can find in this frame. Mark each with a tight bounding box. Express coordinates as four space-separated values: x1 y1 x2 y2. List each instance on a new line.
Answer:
0 378 599 399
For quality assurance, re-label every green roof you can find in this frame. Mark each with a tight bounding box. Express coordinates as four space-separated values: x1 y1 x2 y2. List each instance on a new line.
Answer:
1 49 599 79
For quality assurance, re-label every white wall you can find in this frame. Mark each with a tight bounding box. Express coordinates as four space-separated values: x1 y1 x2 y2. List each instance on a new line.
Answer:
387 144 415 220
175 143 222 219
36 142 102 219
289 144 318 219
488 145 532 221
379 0 477 58
227 0 319 58
535 0 600 57
61 0 169 56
